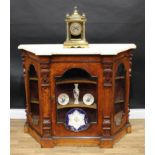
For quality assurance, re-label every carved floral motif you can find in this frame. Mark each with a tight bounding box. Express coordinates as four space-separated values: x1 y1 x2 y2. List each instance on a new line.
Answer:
102 116 111 136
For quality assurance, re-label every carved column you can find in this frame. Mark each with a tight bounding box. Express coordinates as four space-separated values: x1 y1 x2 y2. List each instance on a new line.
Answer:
40 61 51 137
21 51 29 132
100 60 113 148
126 52 133 132
102 61 113 137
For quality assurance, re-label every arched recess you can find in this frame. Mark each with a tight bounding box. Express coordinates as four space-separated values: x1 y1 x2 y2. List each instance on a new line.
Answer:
55 67 98 128
114 63 126 128
28 64 40 126
62 68 92 79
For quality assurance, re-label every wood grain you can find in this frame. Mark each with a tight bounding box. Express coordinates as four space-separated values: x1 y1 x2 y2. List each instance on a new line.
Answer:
20 50 133 147
11 119 144 155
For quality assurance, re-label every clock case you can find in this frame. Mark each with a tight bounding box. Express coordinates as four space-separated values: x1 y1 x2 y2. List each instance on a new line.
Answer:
63 7 88 48
21 49 133 148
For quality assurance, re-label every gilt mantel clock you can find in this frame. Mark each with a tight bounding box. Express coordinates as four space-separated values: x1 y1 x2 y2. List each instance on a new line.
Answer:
18 7 136 148
64 6 88 48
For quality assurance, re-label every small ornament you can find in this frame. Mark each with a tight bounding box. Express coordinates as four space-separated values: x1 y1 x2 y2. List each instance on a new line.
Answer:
83 93 94 105
65 108 89 132
58 93 69 105
73 83 80 104
63 6 88 48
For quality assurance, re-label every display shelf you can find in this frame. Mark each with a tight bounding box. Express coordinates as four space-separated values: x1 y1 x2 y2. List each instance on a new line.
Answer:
29 77 38 81
56 78 97 85
114 99 125 104
30 99 39 104
57 101 97 109
115 76 125 80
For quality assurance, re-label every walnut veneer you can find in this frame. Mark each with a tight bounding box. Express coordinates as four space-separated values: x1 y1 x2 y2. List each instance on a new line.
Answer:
20 49 133 148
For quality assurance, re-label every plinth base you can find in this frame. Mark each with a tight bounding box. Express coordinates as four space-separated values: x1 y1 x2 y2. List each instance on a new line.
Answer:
25 123 131 148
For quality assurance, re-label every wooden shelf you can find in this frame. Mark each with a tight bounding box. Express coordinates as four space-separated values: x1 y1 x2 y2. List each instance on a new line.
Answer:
115 76 125 80
29 77 38 81
56 78 97 85
30 99 39 104
115 99 124 104
57 101 97 110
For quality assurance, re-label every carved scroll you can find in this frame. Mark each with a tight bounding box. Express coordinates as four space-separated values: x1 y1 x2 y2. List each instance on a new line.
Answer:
41 63 50 87
103 62 113 87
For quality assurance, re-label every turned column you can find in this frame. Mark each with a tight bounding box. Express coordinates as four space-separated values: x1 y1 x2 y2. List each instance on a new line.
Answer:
125 51 133 133
100 58 113 147
21 51 30 132
40 59 51 137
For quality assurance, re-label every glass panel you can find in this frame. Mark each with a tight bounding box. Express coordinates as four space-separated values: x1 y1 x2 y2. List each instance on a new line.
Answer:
114 64 126 126
55 68 98 131
29 65 40 126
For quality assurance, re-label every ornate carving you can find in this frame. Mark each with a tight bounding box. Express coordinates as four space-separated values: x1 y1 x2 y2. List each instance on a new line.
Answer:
43 117 51 136
102 116 111 136
40 62 51 136
21 52 26 77
21 52 29 125
40 62 50 87
103 62 113 87
129 53 133 77
128 52 133 123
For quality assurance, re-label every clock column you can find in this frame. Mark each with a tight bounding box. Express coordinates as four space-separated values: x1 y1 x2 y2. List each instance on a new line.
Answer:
82 21 86 40
66 21 69 41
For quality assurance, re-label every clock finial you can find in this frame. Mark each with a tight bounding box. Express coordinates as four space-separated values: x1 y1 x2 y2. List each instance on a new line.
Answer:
74 6 78 14
66 13 69 17
74 6 77 10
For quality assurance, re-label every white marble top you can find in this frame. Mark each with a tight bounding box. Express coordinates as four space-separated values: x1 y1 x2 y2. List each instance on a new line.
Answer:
18 44 136 56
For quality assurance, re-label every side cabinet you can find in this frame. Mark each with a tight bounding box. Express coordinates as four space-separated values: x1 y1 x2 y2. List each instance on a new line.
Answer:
21 50 133 148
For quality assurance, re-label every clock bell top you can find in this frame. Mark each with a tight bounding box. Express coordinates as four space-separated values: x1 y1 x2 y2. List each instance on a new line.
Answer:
65 6 86 22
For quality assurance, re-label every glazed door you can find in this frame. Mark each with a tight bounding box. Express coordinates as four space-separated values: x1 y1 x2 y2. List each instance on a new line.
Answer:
50 60 103 137
112 60 130 134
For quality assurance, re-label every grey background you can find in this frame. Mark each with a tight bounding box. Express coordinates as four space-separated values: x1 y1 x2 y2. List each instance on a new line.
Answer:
10 0 145 109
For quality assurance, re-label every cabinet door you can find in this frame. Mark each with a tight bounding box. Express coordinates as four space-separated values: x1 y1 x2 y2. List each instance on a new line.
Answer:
50 62 102 137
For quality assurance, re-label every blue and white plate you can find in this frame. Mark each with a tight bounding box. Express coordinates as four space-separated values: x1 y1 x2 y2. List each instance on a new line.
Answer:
65 108 89 132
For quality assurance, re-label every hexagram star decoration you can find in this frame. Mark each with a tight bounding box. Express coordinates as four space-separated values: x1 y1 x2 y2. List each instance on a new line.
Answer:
68 109 86 130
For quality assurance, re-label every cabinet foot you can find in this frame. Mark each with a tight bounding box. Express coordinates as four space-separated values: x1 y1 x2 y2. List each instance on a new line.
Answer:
24 122 29 133
99 138 113 148
126 123 132 133
40 138 55 148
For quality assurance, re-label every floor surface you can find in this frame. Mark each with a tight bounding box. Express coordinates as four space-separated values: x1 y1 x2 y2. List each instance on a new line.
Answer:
11 119 144 155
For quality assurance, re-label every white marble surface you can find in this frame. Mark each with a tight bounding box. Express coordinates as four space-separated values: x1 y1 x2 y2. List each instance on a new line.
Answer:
18 44 136 55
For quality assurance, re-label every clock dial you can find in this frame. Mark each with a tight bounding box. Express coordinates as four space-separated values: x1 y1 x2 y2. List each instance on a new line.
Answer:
70 22 82 36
